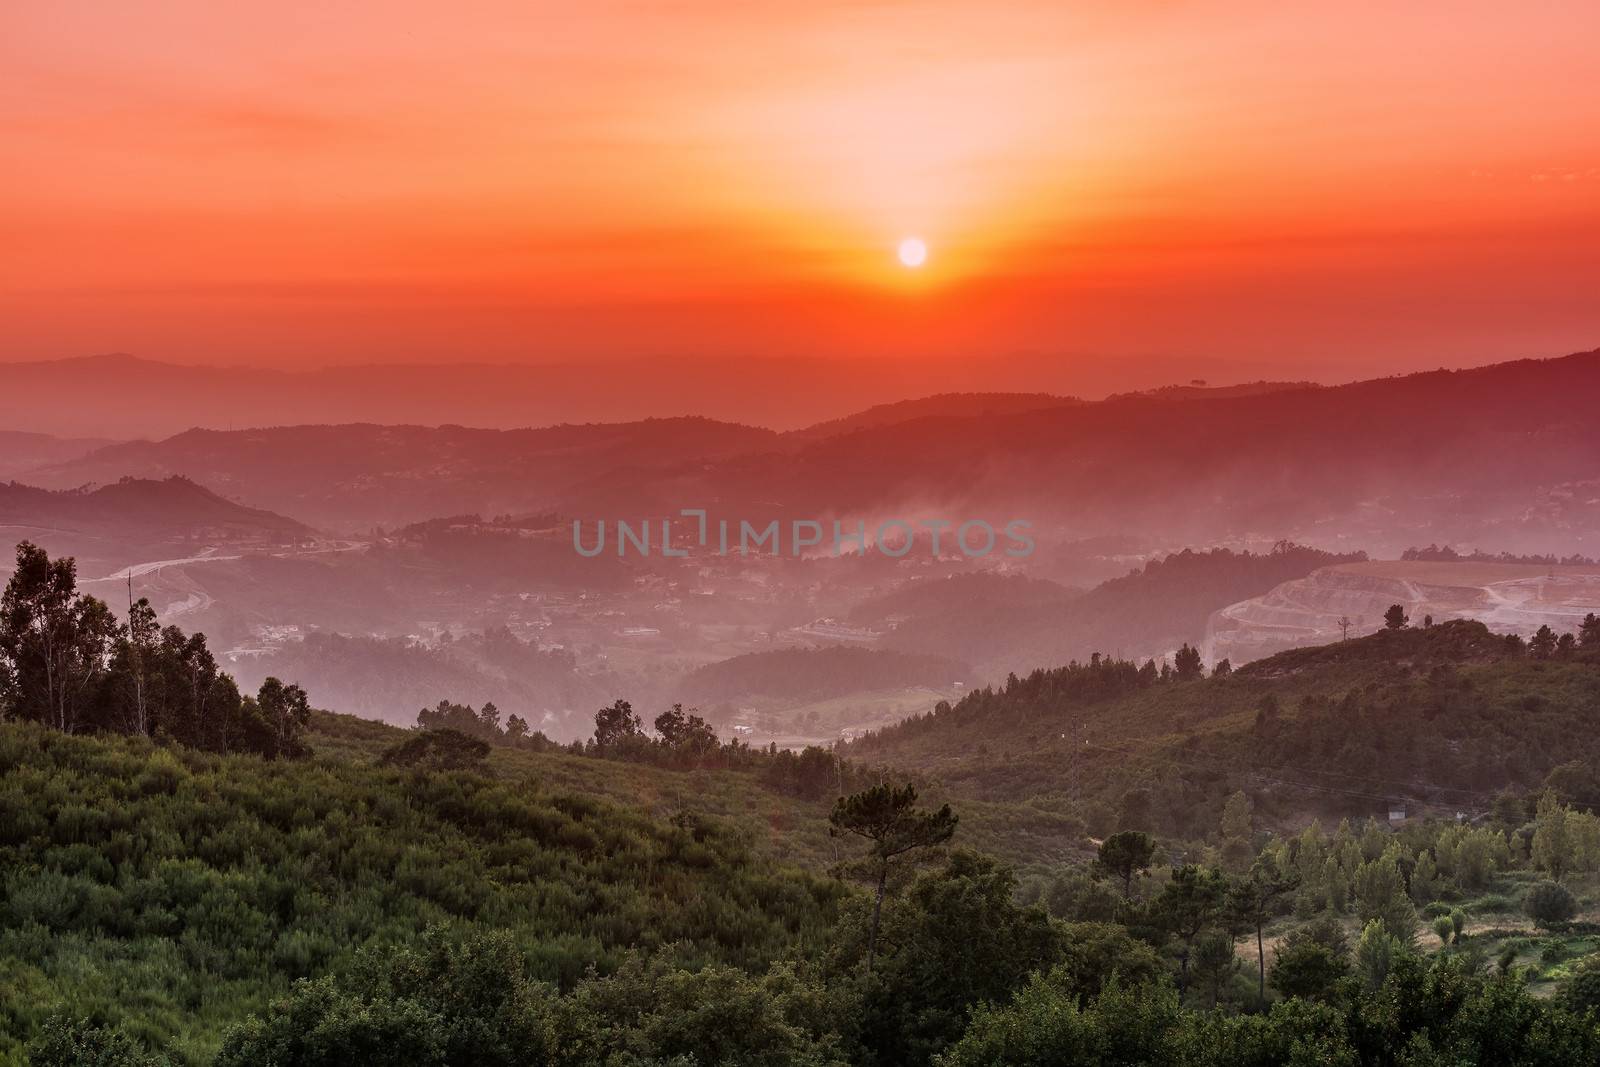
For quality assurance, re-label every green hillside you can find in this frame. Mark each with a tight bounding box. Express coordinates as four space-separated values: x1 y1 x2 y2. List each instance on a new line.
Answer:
0 722 844 1064
7 536 1600 1066
850 620 1600 837
9 673 1600 1064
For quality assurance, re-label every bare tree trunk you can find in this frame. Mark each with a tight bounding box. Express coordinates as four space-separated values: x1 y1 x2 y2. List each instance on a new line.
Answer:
43 630 60 730
867 863 888 973
1257 924 1267 1009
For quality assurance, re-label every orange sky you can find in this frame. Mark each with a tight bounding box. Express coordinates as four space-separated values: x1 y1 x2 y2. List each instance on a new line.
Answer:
3 1 1599 374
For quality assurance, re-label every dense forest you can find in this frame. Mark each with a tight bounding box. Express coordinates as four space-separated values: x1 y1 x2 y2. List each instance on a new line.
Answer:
0 542 311 759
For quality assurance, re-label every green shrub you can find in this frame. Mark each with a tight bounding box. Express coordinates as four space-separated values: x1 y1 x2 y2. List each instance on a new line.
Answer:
1525 882 1578 927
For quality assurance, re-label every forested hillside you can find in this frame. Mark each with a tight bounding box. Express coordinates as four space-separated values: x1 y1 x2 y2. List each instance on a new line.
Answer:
10 711 1600 1065
852 616 1600 836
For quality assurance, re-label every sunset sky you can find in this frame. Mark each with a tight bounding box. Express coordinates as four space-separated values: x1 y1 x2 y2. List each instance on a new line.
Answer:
4 1 1599 375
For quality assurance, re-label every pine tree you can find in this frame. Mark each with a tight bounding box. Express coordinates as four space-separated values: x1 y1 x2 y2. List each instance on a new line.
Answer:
829 783 958 971
1354 848 1418 945
1220 791 1254 871
1354 919 1404 991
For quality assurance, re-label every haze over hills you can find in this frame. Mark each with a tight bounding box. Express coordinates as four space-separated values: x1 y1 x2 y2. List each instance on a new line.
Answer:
1207 558 1600 664
0 430 116 480
26 418 779 529
0 476 312 578
784 391 1083 443
692 348 1600 556
21 347 1596 553
5 347 1599 753
7 361 1600 1057
857 544 1365 677
0 476 308 538
0 351 1287 439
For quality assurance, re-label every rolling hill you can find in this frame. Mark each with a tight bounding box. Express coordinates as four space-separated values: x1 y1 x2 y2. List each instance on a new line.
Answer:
850 619 1600 837
0 476 309 539
0 476 313 579
0 430 115 481
850 544 1362 676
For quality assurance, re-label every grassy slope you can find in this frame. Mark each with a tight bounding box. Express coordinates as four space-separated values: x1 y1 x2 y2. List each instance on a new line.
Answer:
0 709 1087 1062
311 710 1088 874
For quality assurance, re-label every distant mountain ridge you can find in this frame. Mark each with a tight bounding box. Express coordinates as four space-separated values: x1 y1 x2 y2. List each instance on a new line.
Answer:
785 392 1081 443
12 347 1600 546
0 350 1284 438
27 418 777 528
690 348 1600 555
1104 380 1320 402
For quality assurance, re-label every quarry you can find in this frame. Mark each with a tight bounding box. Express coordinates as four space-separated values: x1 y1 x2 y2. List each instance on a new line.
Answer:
1206 559 1600 664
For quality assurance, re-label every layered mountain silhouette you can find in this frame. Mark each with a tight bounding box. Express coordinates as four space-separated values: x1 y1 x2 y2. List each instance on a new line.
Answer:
25 419 776 528
0 350 1291 438
11 347 1600 550
0 476 312 582
0 430 115 480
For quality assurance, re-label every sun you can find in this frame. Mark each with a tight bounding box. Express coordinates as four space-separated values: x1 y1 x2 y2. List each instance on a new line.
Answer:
897 237 928 268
